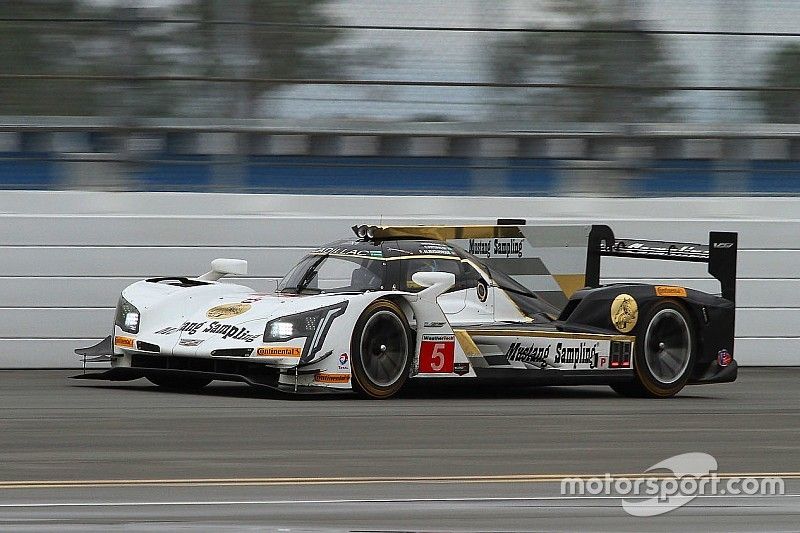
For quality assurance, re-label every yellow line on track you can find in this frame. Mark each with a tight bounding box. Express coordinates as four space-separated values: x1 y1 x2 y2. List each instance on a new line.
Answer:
0 473 798 490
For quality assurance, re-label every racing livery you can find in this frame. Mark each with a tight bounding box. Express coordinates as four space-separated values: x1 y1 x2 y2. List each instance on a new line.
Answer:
74 223 738 398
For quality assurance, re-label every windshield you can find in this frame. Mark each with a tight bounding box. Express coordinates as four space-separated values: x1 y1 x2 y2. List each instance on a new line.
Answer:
277 255 386 294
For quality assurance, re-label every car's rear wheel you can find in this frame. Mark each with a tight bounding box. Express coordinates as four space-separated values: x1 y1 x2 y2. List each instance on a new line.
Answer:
350 299 412 399
611 299 695 398
146 374 212 391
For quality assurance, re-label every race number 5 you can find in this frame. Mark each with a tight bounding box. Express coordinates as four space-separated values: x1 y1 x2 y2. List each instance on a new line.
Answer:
419 335 455 373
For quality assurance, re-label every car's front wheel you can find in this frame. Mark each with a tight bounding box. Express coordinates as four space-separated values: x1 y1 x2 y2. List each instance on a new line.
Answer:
611 299 696 398
350 299 412 399
146 374 212 391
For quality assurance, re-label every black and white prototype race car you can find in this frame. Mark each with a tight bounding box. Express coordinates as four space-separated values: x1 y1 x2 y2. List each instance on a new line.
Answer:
74 222 738 399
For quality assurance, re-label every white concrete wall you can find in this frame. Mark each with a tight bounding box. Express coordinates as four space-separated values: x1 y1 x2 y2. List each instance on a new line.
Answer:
0 190 796 367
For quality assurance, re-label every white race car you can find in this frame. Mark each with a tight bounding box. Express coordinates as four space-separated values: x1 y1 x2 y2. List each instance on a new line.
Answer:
74 222 738 398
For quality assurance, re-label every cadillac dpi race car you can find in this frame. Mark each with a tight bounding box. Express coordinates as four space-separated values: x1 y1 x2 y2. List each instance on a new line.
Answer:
74 223 738 399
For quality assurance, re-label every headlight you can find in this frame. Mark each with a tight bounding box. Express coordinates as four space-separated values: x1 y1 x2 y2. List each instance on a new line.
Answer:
115 295 140 334
263 302 348 360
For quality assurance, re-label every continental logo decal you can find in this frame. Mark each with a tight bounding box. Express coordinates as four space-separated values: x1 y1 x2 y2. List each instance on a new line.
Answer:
610 294 638 333
114 336 135 348
314 373 350 384
206 303 251 319
256 346 301 357
655 286 688 297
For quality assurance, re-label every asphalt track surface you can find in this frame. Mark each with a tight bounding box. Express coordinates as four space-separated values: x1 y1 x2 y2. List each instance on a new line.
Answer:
1 368 799 531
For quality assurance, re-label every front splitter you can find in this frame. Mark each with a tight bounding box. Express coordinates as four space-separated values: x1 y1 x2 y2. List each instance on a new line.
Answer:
70 367 352 396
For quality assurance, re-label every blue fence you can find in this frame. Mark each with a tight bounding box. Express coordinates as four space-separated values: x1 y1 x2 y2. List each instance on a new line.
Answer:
1 152 799 195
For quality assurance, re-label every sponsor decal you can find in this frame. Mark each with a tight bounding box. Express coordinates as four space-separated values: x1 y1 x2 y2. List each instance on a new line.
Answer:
477 280 488 302
453 362 470 375
240 293 271 304
314 373 350 384
717 349 733 367
156 321 205 336
183 321 206 335
157 321 259 342
203 321 260 342
494 238 524 258
338 353 350 370
178 338 204 347
506 341 549 364
611 294 638 333
555 342 600 368
713 242 734 249
311 246 377 257
114 336 135 348
467 239 491 257
206 303 251 319
466 238 524 258
506 341 602 369
423 321 446 328
419 334 455 373
623 242 704 255
418 242 456 256
256 346 301 357
655 286 688 297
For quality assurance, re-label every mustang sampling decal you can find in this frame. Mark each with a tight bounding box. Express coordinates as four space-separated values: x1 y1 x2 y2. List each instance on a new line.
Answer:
155 321 260 342
464 238 525 259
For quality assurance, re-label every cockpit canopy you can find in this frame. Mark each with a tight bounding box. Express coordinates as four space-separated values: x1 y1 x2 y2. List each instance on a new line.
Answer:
277 239 560 319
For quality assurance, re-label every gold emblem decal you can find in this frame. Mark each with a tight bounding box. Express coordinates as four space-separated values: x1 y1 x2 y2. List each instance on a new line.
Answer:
610 294 638 333
206 303 251 319
655 286 688 297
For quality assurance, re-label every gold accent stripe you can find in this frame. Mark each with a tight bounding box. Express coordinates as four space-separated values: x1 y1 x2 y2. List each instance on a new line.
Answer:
453 329 482 356
552 274 587 298
372 225 524 241
0 472 797 489
464 329 635 342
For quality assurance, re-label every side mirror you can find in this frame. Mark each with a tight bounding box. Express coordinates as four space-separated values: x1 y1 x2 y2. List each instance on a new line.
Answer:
411 271 455 300
197 258 248 281
412 271 455 288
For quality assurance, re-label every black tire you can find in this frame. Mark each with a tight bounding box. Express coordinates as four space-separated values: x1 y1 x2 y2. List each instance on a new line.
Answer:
146 374 212 391
350 299 413 399
611 299 696 398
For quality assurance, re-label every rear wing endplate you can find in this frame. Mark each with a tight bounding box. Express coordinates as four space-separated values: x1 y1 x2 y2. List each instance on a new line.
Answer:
585 225 738 304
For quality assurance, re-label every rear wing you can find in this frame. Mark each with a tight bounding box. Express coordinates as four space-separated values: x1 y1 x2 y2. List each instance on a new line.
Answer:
585 225 738 304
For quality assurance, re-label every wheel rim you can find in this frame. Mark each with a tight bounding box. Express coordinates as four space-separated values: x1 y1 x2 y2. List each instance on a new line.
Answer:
644 309 692 385
359 310 408 387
